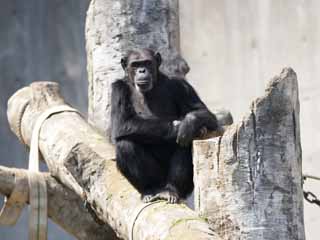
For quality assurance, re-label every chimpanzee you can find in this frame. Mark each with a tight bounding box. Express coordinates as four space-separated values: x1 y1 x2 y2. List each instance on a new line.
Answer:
111 48 218 203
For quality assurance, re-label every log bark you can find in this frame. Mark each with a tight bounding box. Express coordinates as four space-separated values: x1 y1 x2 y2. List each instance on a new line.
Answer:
193 68 305 239
0 166 114 240
86 0 189 137
7 82 221 240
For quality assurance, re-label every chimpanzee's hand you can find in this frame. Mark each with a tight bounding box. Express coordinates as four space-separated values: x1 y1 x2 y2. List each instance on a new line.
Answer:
176 117 196 147
173 120 181 128
170 120 181 139
197 126 208 138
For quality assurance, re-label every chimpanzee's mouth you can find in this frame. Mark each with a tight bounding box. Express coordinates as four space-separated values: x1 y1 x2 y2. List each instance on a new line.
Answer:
136 80 149 85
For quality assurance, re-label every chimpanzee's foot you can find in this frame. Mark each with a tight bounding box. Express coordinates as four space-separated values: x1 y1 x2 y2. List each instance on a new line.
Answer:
141 190 180 204
155 189 179 204
141 185 180 204
141 191 179 203
141 193 158 203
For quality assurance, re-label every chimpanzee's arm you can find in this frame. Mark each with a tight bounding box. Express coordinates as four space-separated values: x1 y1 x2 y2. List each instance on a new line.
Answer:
172 78 218 146
111 80 178 143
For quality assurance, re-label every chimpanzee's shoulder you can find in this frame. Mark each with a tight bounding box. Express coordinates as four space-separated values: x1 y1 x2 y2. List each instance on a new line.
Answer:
159 73 184 87
112 78 130 89
165 75 192 92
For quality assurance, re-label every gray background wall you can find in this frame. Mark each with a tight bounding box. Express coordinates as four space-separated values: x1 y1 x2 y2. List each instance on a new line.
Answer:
0 0 89 239
0 0 319 239
180 1 320 239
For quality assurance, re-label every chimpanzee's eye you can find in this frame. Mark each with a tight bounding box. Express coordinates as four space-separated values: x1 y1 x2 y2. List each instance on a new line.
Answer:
131 62 139 68
130 60 152 69
143 60 152 67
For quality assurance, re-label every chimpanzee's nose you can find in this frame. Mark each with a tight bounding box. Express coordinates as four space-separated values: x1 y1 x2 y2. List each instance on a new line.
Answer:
138 68 146 74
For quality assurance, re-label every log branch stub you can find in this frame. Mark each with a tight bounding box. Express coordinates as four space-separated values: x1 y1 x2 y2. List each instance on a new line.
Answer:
30 82 65 111
193 68 305 240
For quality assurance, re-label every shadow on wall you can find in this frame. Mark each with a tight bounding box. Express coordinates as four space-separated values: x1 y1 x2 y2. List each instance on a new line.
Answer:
0 1 90 239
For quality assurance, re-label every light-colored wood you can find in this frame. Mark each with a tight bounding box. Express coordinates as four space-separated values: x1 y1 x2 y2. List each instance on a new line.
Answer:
193 68 305 240
7 81 221 240
0 166 115 240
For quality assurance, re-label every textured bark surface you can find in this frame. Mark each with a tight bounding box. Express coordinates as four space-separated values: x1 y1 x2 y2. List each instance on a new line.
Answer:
193 68 305 239
7 82 221 240
86 0 189 137
0 166 110 240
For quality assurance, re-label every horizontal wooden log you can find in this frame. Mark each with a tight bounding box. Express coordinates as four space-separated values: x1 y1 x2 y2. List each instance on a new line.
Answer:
7 82 221 240
0 166 115 240
193 68 305 239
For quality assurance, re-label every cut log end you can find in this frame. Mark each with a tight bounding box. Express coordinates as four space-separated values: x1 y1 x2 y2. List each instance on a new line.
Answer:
193 67 305 240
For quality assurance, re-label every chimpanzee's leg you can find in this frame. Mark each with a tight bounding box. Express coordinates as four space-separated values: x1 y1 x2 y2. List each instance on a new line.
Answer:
167 146 194 198
151 146 193 203
115 140 167 201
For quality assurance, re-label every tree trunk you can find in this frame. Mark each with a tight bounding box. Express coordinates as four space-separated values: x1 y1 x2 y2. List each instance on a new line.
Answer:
193 68 305 240
7 82 221 240
86 0 189 138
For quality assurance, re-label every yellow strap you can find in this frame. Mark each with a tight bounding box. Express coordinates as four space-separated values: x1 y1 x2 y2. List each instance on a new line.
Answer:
0 105 79 240
28 105 79 240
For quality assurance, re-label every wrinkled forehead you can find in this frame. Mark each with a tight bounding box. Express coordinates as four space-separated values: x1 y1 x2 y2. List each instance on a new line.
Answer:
128 49 154 63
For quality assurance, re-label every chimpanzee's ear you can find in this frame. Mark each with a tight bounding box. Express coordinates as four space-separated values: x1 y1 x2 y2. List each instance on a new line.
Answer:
121 57 128 70
155 52 162 67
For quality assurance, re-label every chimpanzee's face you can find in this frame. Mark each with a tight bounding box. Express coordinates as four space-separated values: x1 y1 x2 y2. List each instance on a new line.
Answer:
121 49 162 93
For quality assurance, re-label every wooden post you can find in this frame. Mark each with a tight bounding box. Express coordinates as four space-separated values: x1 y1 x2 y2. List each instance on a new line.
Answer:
193 68 305 239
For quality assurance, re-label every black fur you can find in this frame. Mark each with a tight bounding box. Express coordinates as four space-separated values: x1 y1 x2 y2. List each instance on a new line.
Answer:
111 49 218 200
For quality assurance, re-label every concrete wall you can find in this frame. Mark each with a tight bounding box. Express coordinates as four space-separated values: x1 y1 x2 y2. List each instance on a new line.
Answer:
180 1 320 239
0 0 89 239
